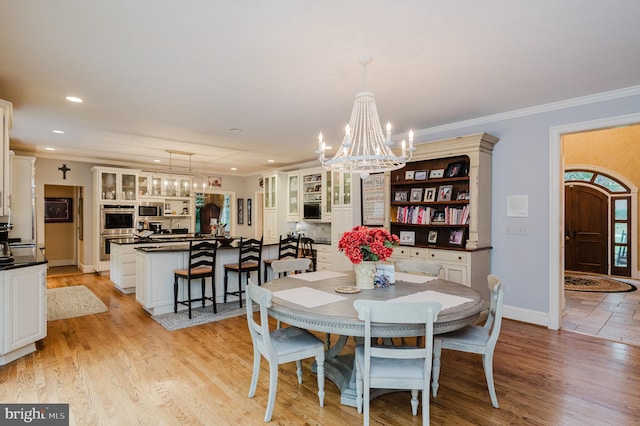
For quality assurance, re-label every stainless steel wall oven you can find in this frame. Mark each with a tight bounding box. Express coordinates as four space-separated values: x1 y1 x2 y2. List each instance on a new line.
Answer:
100 204 136 260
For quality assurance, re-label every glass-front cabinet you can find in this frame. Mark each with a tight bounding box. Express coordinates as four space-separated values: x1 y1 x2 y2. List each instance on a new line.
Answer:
287 172 300 221
94 167 139 202
264 174 277 209
138 174 191 198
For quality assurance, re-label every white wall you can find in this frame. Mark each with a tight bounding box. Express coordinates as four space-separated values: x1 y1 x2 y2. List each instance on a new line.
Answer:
410 86 640 328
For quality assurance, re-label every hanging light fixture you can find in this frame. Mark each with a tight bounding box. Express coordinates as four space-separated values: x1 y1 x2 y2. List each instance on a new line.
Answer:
316 56 414 179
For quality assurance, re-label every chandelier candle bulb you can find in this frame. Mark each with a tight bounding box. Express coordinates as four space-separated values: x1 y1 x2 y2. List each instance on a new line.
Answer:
402 140 406 158
386 122 391 141
409 130 414 150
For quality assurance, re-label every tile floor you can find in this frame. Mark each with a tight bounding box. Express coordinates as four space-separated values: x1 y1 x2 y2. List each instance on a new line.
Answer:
562 277 640 347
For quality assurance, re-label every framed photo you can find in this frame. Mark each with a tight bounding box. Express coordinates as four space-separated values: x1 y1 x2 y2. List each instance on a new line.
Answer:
449 229 465 246
456 190 469 201
414 170 428 181
427 230 438 244
423 187 437 202
405 170 415 181
430 169 444 179
445 162 464 178
410 188 423 202
394 191 409 202
237 198 244 224
208 176 222 187
437 185 453 201
44 197 73 223
433 210 446 222
399 231 416 245
247 198 252 226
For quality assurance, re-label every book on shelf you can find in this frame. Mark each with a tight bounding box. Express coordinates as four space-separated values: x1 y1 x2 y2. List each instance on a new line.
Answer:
394 205 469 225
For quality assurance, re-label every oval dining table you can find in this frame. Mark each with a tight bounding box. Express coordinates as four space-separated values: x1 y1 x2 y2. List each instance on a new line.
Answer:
262 271 484 407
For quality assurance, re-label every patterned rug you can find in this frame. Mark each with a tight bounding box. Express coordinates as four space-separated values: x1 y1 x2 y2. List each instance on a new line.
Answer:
47 285 108 320
152 302 258 331
564 272 638 293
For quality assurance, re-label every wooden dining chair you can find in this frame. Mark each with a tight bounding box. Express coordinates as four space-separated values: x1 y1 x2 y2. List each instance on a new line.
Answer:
262 235 300 283
223 237 263 308
353 299 442 426
431 274 504 408
172 240 217 319
246 281 325 422
270 258 312 279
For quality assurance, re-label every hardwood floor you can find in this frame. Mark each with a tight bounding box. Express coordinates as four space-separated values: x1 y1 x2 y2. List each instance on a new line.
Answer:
2 272 640 425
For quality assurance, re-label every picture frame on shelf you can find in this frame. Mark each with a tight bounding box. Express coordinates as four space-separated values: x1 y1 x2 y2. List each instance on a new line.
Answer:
433 210 446 222
445 161 465 178
427 230 438 244
456 190 469 200
430 169 444 179
394 191 409 202
410 188 423 202
414 170 428 181
423 187 437 202
449 229 465 246
405 170 415 181
437 185 453 201
399 231 416 245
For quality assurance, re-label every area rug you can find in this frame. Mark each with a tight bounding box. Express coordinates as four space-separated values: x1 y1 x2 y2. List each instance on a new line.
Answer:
564 272 637 293
47 285 108 320
152 302 258 331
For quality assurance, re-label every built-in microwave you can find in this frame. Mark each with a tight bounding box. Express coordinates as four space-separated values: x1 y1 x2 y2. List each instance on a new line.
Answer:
138 202 163 218
303 203 322 220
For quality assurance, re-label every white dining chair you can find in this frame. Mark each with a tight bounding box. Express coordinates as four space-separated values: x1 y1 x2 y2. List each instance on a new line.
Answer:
245 280 325 422
353 299 442 426
395 259 443 277
431 274 504 408
270 258 312 278
269 258 313 329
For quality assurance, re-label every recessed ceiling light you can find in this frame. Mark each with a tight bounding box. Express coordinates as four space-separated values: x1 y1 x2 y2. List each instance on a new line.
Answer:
230 167 237 171
267 160 275 163
153 159 161 163
45 147 55 151
65 96 83 103
228 128 242 133
52 130 64 134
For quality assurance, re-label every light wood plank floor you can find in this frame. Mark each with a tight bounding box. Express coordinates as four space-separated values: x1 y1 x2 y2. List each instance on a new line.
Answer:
1 272 640 425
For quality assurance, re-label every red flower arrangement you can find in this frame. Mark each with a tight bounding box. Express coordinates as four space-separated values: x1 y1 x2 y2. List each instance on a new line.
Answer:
338 226 400 264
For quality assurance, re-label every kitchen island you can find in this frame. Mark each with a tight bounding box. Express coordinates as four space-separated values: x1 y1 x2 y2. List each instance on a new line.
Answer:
114 237 276 315
0 245 48 366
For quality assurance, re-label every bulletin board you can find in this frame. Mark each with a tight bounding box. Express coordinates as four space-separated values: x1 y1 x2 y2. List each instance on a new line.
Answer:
361 174 385 226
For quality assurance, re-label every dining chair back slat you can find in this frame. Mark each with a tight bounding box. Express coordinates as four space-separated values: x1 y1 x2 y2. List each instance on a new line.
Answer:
354 299 442 426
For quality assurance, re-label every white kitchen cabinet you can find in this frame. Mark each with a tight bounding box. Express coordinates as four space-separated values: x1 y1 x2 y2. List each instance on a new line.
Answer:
10 155 36 244
314 243 332 271
0 99 12 216
0 264 47 366
329 172 361 270
262 171 287 244
286 171 300 222
92 166 140 202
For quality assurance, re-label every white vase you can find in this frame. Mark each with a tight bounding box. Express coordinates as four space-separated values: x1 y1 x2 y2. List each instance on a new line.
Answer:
354 261 377 290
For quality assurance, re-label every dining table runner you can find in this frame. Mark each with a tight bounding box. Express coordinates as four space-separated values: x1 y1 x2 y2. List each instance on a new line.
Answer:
273 286 347 308
388 290 473 310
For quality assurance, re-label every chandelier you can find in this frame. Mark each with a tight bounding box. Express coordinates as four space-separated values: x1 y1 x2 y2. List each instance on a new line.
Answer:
316 56 414 178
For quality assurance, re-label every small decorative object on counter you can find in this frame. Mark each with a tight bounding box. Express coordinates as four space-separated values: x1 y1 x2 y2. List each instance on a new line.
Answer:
374 273 390 288
338 226 400 290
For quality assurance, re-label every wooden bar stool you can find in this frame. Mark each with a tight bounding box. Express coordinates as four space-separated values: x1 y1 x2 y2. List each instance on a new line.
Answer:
173 241 217 319
262 235 300 283
223 237 263 308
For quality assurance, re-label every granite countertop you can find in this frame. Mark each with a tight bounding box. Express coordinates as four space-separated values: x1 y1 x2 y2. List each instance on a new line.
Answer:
134 238 276 252
0 245 48 271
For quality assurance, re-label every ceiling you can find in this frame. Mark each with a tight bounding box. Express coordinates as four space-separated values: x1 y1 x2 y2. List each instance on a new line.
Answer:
1 1 640 176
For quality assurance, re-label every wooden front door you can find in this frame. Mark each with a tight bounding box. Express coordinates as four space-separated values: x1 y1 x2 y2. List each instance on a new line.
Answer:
564 185 608 274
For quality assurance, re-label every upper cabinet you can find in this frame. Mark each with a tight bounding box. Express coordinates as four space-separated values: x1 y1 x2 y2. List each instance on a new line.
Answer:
138 173 192 199
92 166 140 203
286 171 300 222
387 133 499 251
262 171 288 244
0 99 12 215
